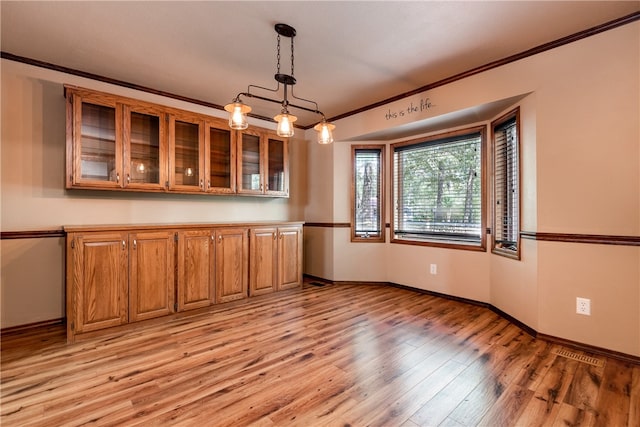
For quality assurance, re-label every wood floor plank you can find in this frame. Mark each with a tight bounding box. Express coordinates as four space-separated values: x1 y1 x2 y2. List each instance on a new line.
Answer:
1 282 638 427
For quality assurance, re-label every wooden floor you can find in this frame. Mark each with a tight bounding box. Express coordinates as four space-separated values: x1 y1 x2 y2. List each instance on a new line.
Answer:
1 282 639 427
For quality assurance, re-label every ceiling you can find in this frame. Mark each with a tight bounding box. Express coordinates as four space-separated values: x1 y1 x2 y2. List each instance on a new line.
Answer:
2 1 639 128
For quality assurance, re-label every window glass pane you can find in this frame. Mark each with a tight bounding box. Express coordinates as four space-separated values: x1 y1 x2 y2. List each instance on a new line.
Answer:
210 127 232 188
130 112 160 184
80 102 116 181
268 138 284 192
393 132 482 244
354 149 382 237
241 134 261 191
174 121 199 186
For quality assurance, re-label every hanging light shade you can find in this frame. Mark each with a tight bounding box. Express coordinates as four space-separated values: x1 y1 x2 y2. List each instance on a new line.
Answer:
224 23 334 144
274 110 297 137
314 120 335 145
224 102 251 130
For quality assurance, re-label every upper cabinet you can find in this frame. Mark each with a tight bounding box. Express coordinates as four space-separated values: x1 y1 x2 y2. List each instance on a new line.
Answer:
65 85 287 197
237 129 289 196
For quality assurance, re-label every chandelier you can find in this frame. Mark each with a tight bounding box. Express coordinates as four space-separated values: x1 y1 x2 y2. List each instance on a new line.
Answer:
224 23 335 144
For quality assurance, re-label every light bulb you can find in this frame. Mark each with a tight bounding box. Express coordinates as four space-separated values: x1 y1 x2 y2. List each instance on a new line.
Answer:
274 112 297 137
136 163 145 173
224 102 251 130
314 121 335 144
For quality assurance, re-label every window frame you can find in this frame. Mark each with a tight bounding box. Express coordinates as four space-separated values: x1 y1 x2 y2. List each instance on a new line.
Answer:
491 108 521 259
390 125 487 251
351 144 386 243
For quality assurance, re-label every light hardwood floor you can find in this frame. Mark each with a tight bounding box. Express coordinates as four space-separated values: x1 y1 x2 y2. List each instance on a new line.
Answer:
1 282 639 426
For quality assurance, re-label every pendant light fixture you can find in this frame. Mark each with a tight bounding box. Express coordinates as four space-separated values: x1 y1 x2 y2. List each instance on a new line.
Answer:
224 23 334 144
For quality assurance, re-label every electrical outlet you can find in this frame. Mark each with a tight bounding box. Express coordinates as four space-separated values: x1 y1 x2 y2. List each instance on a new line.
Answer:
430 264 437 275
576 297 591 315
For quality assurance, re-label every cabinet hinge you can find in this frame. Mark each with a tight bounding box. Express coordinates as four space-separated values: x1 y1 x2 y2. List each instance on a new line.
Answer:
174 233 178 242
165 181 170 189
70 321 75 331
71 239 75 249
174 303 178 311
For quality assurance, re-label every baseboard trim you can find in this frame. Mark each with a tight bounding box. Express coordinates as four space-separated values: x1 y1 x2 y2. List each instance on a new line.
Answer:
1 318 65 335
304 274 639 365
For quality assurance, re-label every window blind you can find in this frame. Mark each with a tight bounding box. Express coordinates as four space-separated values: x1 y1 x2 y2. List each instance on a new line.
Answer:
493 117 518 251
393 132 482 243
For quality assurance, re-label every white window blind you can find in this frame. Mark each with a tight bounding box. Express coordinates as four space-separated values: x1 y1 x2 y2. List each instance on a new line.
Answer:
493 116 519 253
393 131 482 244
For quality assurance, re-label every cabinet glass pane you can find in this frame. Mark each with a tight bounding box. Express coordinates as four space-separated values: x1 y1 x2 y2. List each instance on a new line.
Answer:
80 102 116 181
210 128 231 188
130 112 160 184
241 134 261 191
268 138 285 192
174 121 199 186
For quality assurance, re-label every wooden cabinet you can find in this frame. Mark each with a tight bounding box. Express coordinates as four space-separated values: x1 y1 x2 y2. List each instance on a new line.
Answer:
66 86 167 191
65 222 301 341
129 231 175 322
249 227 278 296
237 130 289 196
215 228 249 303
277 225 303 290
249 225 302 295
67 232 129 334
66 86 288 197
206 121 236 194
177 230 215 310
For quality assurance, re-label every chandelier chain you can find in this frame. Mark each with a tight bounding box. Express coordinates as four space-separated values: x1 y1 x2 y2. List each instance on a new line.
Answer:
291 36 295 77
276 34 281 75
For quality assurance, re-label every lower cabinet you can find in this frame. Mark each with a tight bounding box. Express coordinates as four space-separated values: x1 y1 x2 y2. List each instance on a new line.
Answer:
129 231 176 322
249 225 303 295
177 230 215 310
215 228 249 303
68 232 129 334
65 222 301 341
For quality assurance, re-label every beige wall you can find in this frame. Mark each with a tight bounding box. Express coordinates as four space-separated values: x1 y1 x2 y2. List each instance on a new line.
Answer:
0 60 308 328
304 23 639 357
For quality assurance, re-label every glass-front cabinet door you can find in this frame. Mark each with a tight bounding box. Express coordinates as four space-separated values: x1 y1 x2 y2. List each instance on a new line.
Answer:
206 120 235 194
266 135 288 196
169 114 204 192
67 90 123 189
123 105 166 190
237 129 263 195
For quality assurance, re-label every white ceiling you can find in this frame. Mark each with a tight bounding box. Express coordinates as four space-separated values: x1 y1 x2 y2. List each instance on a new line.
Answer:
2 1 638 128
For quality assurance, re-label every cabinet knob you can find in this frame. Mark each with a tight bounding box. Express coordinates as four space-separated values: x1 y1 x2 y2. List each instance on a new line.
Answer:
127 174 131 184
200 179 204 190
122 240 126 250
116 173 120 183
207 180 211 190
133 239 137 249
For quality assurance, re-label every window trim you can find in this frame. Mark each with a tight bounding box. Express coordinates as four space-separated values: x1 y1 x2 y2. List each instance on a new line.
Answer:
390 125 487 251
351 144 386 243
491 108 521 260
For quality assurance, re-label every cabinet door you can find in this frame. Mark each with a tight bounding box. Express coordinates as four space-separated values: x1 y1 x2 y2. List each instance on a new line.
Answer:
169 114 205 192
123 105 167 191
265 136 289 197
278 226 303 290
177 230 215 310
129 231 175 322
206 121 236 194
249 227 278 296
67 91 124 189
237 130 264 194
215 228 249 303
70 232 128 333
